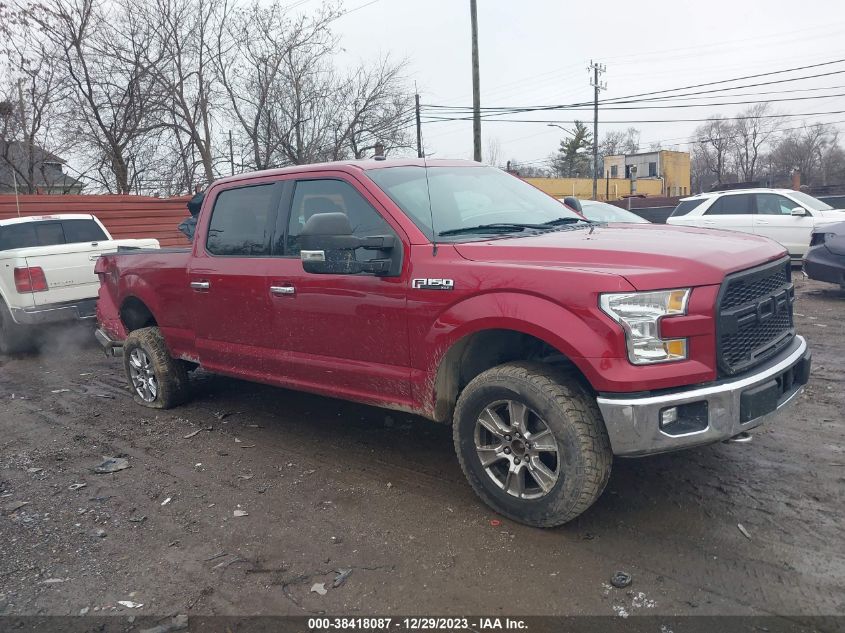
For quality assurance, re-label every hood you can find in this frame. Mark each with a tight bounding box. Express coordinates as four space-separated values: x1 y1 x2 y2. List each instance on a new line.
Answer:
816 209 845 221
452 223 787 290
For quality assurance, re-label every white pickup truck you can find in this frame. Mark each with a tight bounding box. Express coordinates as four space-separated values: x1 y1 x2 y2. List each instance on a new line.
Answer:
0 214 159 353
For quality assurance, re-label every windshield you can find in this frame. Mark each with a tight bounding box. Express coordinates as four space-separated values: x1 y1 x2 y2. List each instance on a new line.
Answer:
790 190 833 212
367 165 582 239
578 201 648 223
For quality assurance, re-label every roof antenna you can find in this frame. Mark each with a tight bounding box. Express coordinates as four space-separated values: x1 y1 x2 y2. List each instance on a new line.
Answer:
419 93 437 256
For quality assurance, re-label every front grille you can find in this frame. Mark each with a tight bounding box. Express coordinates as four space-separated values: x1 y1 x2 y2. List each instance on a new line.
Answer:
717 258 795 376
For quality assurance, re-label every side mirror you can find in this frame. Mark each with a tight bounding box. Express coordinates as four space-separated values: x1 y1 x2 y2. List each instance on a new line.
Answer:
791 207 808 217
299 212 397 276
563 196 583 213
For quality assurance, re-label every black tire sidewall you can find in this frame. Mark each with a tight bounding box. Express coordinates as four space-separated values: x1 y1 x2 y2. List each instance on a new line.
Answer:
122 328 188 409
455 372 597 526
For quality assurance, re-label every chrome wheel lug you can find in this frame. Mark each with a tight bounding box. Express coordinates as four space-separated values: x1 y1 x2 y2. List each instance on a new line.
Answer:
505 435 511 441
514 457 521 465
503 447 511 454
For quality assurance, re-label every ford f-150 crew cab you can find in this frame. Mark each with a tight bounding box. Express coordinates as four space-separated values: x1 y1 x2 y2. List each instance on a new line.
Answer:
94 159 811 527
0 214 159 353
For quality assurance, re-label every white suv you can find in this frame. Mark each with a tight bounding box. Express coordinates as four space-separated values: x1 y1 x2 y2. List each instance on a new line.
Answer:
666 188 845 259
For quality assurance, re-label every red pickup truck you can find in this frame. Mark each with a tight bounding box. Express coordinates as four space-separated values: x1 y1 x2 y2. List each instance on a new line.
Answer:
94 159 810 527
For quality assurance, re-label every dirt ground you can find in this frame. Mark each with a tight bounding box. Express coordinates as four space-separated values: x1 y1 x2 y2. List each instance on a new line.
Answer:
0 277 843 622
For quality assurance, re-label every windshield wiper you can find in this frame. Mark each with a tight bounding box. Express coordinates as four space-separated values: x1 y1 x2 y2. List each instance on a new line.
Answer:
541 217 591 226
437 223 548 236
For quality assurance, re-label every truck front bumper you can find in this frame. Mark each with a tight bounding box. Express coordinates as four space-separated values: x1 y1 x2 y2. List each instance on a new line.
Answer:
597 335 810 456
11 299 97 325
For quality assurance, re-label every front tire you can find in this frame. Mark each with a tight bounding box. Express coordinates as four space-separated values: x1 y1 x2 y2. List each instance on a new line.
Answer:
0 301 35 355
123 327 190 409
453 362 612 527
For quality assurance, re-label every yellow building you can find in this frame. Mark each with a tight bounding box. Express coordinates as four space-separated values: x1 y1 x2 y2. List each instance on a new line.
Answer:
603 150 691 197
525 177 663 201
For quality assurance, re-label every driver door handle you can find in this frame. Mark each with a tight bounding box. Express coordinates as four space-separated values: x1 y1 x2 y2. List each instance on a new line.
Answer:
270 285 296 296
190 281 210 290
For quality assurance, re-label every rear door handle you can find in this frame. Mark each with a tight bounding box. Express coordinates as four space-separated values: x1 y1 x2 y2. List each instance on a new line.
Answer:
756 220 770 225
270 285 295 296
190 281 210 290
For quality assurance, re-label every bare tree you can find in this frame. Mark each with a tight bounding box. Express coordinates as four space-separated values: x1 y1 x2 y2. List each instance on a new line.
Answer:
692 117 734 185
216 0 339 171
731 104 779 182
333 56 414 160
485 137 501 167
768 122 843 187
143 0 224 186
25 0 164 193
1 40 69 192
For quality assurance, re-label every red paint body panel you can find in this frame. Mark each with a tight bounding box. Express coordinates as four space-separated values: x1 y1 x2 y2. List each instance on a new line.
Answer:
95 159 790 419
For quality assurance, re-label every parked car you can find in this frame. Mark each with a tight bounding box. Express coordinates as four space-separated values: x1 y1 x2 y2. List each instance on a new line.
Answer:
803 221 845 290
666 188 845 260
559 197 649 223
0 214 159 353
94 160 810 527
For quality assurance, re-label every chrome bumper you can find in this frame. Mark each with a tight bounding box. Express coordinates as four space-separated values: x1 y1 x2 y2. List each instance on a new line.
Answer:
11 299 97 325
597 336 810 456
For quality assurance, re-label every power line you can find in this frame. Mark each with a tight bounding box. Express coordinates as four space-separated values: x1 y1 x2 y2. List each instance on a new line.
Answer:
420 61 845 117
419 109 845 125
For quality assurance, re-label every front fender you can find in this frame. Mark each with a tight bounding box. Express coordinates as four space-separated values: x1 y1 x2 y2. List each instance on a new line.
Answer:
415 291 626 419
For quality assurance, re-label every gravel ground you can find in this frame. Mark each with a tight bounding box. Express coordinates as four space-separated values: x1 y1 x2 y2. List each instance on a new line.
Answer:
0 277 843 622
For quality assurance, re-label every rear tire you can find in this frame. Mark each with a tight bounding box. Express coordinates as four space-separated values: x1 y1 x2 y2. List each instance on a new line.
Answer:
123 326 190 409
0 301 36 355
453 362 612 527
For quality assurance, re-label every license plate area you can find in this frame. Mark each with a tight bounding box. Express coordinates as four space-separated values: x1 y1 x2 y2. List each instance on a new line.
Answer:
739 352 811 423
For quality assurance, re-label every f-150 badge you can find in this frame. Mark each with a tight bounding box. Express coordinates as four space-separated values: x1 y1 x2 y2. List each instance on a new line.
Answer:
412 278 454 290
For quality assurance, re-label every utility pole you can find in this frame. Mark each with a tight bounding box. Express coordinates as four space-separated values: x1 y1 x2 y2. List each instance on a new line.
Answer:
415 91 423 158
470 0 481 162
588 61 606 199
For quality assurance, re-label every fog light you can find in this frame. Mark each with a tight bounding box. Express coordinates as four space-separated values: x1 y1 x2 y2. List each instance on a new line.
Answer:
660 407 678 429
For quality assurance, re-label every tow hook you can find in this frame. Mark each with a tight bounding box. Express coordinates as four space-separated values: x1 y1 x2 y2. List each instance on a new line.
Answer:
724 431 752 444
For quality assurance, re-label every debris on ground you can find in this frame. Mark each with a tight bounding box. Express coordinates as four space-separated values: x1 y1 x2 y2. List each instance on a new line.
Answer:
737 523 752 540
233 509 248 517
51 389 70 394
489 519 501 527
68 483 87 491
611 571 632 588
332 569 353 588
183 429 202 439
93 457 130 474
94 529 107 538
128 516 147 523
310 582 328 596
117 600 143 608
26 467 43 474
237 474 254 480
161 497 172 506
4 501 29 514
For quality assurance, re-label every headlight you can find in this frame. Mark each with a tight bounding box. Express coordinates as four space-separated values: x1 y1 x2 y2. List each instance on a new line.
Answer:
600 289 691 365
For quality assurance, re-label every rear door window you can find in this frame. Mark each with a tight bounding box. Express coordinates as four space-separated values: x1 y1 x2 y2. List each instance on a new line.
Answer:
206 183 277 256
62 219 108 243
669 199 706 217
705 194 754 215
0 221 66 251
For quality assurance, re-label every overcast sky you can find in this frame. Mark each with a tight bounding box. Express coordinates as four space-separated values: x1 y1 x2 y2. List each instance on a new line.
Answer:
310 0 845 165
